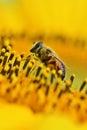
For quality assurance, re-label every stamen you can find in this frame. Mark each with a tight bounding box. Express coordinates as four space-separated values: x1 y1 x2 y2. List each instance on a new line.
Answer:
45 85 49 96
35 64 43 77
8 52 15 61
50 69 56 83
23 58 30 70
70 74 75 86
57 70 63 79
54 78 61 92
26 63 33 77
13 56 21 66
2 52 9 66
79 78 87 91
1 48 6 56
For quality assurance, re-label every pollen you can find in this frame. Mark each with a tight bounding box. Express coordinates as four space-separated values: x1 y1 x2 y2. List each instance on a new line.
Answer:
0 37 87 127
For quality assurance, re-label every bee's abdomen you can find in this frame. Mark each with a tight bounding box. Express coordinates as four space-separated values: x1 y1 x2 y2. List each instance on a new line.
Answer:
45 57 65 79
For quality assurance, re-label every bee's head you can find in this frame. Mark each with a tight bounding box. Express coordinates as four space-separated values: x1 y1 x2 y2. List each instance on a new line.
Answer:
30 42 43 53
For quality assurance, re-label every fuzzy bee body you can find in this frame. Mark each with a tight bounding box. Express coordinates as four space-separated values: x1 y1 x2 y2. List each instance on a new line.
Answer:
30 42 65 79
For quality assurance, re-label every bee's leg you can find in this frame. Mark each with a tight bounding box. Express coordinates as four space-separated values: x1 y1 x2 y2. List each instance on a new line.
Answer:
60 65 65 80
41 56 51 62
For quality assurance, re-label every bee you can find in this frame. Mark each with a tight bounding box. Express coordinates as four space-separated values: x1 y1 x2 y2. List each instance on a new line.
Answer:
30 42 66 79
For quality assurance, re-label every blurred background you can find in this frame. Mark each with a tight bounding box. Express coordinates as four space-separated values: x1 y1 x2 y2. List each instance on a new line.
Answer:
0 0 87 38
0 0 87 89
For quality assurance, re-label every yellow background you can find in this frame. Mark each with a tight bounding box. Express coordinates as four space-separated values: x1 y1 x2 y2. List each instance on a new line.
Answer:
0 0 87 39
0 0 87 88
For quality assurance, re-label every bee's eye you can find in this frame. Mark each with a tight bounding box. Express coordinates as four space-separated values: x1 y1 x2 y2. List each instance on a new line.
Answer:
30 42 43 52
35 42 43 48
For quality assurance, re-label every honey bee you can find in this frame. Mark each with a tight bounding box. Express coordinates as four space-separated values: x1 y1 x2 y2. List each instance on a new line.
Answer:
30 42 66 79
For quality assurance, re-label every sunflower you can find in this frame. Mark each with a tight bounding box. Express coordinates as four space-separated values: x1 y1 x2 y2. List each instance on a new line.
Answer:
0 0 87 130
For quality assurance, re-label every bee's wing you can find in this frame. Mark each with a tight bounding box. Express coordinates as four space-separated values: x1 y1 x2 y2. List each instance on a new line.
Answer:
54 54 69 69
43 44 69 68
